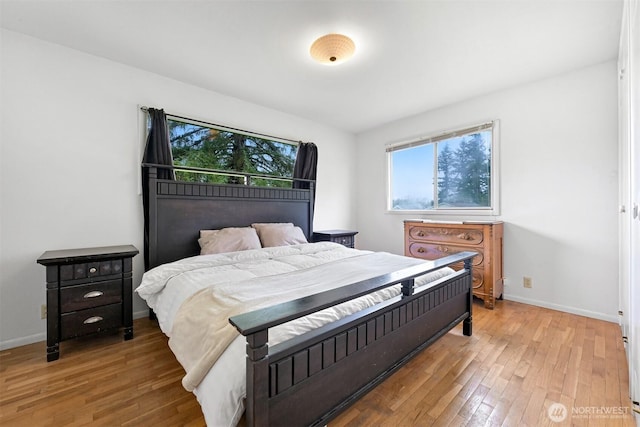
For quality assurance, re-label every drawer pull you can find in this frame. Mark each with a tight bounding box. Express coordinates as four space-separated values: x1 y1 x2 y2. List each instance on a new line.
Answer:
417 247 425 253
417 231 425 237
83 316 103 324
89 267 97 274
83 290 104 299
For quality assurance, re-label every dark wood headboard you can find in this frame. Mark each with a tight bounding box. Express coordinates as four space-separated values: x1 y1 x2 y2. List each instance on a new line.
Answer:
144 166 315 269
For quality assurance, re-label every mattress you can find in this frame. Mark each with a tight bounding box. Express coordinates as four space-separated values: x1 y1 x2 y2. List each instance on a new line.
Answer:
136 242 454 426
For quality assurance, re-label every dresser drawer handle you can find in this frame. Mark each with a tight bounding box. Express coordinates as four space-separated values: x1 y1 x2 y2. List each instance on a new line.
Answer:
89 267 97 274
83 291 104 299
417 247 425 253
417 231 425 237
83 316 103 324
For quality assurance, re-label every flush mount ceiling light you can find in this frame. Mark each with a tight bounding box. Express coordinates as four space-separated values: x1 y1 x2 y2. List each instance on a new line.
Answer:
310 33 356 65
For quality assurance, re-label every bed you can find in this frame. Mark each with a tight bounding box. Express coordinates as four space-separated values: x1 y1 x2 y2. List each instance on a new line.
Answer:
138 165 475 427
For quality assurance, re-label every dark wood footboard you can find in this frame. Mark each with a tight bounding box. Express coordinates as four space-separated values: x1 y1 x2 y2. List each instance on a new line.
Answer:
230 252 475 427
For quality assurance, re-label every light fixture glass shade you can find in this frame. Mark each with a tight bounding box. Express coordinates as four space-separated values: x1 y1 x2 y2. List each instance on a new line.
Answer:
310 34 355 65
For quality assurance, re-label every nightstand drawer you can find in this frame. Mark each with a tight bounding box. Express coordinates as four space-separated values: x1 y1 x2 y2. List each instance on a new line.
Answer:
60 280 122 312
313 230 358 248
335 235 354 247
59 259 124 283
61 303 122 340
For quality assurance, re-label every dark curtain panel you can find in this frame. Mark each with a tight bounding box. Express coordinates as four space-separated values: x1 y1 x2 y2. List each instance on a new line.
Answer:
142 108 175 179
292 142 318 189
293 142 318 222
142 108 175 270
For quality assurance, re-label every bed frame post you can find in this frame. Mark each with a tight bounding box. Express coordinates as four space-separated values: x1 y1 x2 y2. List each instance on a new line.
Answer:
146 166 159 270
401 278 415 296
308 181 315 237
463 257 473 336
245 329 269 427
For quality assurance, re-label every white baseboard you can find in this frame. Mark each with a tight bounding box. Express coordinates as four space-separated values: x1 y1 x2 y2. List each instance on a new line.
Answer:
0 310 153 351
503 294 618 323
133 309 149 320
0 332 45 351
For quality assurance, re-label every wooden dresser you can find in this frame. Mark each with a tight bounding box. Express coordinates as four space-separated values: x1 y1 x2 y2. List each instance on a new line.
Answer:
404 220 503 309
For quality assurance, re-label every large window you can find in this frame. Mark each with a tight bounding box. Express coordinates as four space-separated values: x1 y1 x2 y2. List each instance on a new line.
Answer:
167 117 298 188
387 121 499 215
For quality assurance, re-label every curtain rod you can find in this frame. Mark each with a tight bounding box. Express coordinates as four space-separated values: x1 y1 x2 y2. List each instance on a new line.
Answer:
140 105 302 145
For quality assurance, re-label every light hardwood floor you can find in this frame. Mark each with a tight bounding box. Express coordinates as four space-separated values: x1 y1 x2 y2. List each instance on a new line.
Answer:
0 300 636 426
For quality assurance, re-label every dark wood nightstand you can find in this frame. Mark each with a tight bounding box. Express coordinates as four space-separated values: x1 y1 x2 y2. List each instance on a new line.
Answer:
312 230 358 248
37 245 139 361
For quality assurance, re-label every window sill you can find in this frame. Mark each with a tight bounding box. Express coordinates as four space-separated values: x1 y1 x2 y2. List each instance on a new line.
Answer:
386 208 500 217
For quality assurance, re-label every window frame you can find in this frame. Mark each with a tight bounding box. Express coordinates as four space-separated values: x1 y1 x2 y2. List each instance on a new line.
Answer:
164 114 299 186
385 120 500 216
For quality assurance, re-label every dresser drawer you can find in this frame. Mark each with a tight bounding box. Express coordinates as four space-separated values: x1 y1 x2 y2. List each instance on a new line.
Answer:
470 268 484 291
436 261 483 290
407 242 483 266
60 280 122 313
407 225 484 245
59 259 124 282
61 303 122 340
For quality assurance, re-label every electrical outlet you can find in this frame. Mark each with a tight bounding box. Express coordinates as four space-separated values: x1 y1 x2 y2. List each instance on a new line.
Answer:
41 304 47 319
523 276 532 288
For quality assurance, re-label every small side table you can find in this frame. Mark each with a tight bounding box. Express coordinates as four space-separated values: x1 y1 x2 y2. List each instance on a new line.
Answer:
37 245 139 361
312 230 358 248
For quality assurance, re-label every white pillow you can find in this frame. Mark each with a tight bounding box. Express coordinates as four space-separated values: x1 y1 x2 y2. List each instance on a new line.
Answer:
251 223 292 243
198 227 262 255
256 225 308 247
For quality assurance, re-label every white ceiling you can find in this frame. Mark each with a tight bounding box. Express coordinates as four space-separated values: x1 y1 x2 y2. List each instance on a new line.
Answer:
0 0 623 134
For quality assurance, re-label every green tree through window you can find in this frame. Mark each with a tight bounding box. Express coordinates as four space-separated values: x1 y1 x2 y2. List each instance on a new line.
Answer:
387 122 497 213
439 133 491 207
168 118 297 188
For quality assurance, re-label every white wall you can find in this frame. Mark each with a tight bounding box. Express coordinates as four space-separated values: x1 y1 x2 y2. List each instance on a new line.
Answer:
0 27 620 349
355 61 619 321
0 30 357 349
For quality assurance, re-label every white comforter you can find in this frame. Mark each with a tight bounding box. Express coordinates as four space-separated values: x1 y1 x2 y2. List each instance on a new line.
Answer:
136 242 454 427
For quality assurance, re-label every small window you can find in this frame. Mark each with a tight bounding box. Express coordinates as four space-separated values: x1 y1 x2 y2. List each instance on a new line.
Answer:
167 117 298 188
387 121 499 215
